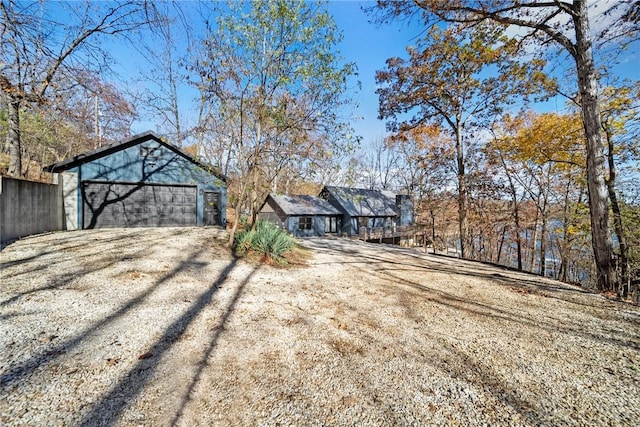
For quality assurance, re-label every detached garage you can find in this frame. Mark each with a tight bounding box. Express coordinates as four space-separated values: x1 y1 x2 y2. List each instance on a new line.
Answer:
44 131 226 229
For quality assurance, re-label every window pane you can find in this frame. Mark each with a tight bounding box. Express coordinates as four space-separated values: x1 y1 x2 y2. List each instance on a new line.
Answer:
299 216 312 230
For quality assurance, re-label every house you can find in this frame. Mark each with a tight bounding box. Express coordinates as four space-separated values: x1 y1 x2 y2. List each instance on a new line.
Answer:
319 186 413 236
44 131 226 229
258 194 342 237
382 190 414 226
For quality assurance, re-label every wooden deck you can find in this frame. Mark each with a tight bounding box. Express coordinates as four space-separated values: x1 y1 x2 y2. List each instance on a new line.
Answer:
355 225 430 246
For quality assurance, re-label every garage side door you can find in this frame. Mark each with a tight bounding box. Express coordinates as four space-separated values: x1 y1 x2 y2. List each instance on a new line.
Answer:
83 182 197 229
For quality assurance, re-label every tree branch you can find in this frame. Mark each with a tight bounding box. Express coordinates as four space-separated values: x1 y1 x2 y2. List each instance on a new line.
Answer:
413 1 579 58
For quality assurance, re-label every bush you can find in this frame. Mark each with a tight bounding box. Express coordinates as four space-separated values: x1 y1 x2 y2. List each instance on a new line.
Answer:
233 220 297 264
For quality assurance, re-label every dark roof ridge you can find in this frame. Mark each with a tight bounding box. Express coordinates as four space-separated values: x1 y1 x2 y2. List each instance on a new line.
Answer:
43 131 226 182
264 193 342 216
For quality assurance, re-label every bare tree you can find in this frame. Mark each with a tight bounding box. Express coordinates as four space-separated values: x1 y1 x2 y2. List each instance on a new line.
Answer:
373 0 640 291
132 1 196 147
1 0 157 176
376 21 548 259
192 0 357 246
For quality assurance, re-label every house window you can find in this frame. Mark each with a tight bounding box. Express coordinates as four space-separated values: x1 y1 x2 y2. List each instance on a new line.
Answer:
299 216 312 230
325 217 337 233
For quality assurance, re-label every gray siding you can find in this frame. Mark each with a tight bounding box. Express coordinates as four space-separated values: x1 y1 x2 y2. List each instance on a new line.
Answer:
287 216 327 238
62 172 78 230
0 176 63 246
397 194 414 226
66 139 226 228
319 186 412 236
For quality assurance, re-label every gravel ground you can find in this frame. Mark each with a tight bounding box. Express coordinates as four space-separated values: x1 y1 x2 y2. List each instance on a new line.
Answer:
1 227 639 426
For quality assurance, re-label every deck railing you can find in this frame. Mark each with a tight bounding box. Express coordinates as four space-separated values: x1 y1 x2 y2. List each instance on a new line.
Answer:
356 225 429 243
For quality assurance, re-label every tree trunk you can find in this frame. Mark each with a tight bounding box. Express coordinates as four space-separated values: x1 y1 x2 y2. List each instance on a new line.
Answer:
527 204 539 273
573 1 613 291
514 214 523 271
496 225 507 264
228 93 246 248
228 201 242 248
540 205 548 277
228 180 248 247
455 127 468 258
502 155 523 271
430 209 436 254
559 179 573 283
7 97 22 177
248 160 262 227
538 171 551 277
604 127 629 297
170 63 182 147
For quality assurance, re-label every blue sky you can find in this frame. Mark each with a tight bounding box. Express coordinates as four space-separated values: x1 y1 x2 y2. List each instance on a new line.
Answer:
126 0 426 145
330 1 640 142
326 1 426 145
125 0 639 146
326 0 640 146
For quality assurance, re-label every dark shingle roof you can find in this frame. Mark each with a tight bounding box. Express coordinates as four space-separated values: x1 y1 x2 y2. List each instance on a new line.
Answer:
43 131 226 181
322 186 398 217
268 194 342 216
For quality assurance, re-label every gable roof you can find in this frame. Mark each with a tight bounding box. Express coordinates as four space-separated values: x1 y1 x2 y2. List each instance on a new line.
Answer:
266 194 342 216
43 131 226 182
322 186 398 217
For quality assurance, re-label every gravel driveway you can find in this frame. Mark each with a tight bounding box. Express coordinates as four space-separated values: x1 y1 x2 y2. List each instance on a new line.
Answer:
1 228 639 426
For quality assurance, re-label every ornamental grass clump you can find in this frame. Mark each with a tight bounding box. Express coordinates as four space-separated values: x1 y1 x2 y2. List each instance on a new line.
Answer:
233 220 297 265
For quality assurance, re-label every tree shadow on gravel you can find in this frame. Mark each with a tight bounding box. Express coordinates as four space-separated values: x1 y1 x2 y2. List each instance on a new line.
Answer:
1 230 134 268
76 258 260 427
0 229 183 281
0 238 212 390
304 238 622 308
168 261 260 426
0 234 163 308
303 239 640 348
304 239 640 424
375 256 640 351
433 339 559 426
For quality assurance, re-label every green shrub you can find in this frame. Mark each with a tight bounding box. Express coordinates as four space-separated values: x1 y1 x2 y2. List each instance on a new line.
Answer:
234 229 255 255
233 220 296 264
